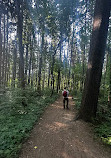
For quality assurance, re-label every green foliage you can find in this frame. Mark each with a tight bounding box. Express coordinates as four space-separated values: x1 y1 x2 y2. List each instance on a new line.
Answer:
71 90 82 110
0 88 58 158
71 89 111 146
94 122 111 146
94 93 111 146
96 91 111 123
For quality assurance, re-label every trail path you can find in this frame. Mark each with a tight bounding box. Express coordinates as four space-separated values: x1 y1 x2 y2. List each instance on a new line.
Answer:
19 96 111 158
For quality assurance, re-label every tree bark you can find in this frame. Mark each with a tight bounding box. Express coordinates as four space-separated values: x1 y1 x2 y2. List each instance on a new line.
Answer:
5 13 9 86
25 44 28 83
48 63 50 87
2 14 6 86
51 55 55 95
42 70 45 90
108 40 111 107
31 51 34 88
57 36 62 93
79 0 111 121
38 32 44 91
28 51 32 85
81 44 85 90
81 0 87 91
0 14 2 86
12 46 17 87
16 0 25 88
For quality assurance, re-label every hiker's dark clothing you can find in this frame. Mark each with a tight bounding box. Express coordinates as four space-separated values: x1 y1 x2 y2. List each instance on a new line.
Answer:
62 89 69 109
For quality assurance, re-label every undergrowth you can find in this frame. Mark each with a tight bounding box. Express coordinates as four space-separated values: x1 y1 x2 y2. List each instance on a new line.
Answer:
72 90 111 146
71 90 82 110
94 95 111 146
0 88 58 158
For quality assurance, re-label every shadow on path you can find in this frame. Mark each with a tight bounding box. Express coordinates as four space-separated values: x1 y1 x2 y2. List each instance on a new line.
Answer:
19 96 111 158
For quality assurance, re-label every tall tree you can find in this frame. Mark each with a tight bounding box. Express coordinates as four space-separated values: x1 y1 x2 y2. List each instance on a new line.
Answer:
0 14 2 86
78 0 111 121
16 0 25 88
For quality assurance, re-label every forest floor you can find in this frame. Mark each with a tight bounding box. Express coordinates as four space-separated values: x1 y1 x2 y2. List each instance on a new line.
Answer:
19 96 111 158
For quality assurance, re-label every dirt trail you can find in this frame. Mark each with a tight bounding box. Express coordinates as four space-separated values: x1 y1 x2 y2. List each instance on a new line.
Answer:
19 96 111 158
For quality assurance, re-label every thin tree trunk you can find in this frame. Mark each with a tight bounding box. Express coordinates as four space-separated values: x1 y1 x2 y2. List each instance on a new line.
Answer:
108 42 111 107
0 14 2 86
81 44 85 90
51 55 55 95
71 23 75 90
7 40 10 86
103 53 108 97
57 36 62 92
12 46 17 87
57 69 60 92
42 70 45 90
5 13 9 86
25 44 28 84
28 52 32 85
2 14 5 86
30 37 34 87
48 63 50 87
81 0 87 91
38 32 44 91
38 55 42 90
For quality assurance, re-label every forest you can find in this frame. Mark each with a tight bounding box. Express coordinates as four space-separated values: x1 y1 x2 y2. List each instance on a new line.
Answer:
0 0 111 158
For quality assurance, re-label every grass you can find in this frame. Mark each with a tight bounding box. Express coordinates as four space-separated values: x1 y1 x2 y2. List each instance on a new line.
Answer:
0 88 59 158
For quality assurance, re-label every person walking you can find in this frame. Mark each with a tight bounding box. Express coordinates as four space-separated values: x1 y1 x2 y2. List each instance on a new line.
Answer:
62 87 69 109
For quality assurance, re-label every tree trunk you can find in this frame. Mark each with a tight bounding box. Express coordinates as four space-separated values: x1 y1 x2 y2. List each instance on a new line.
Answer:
103 53 108 97
81 44 85 90
16 0 25 88
51 55 55 96
48 63 50 87
42 70 45 90
38 32 44 91
28 52 32 85
79 0 111 121
57 36 62 92
57 69 60 92
2 14 6 86
0 14 2 86
7 41 10 86
30 36 34 87
25 44 28 84
108 41 111 107
5 13 9 86
12 46 17 87
38 55 42 90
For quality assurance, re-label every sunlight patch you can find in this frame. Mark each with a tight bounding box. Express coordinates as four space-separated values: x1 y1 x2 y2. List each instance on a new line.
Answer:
45 122 68 132
54 122 67 128
88 62 92 69
93 16 102 30
62 152 72 158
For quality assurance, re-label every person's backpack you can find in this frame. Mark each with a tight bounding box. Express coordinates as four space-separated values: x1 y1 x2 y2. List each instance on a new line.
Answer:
63 90 67 97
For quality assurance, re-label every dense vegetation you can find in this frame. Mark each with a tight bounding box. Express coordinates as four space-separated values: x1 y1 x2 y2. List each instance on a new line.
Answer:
0 88 58 158
0 0 111 157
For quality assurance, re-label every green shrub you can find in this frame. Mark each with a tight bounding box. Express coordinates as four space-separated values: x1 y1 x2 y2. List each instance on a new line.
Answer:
0 88 58 158
71 91 111 146
94 122 111 145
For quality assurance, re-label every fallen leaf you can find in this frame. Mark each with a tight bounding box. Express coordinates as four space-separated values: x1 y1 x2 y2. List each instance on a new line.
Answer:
34 146 38 149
